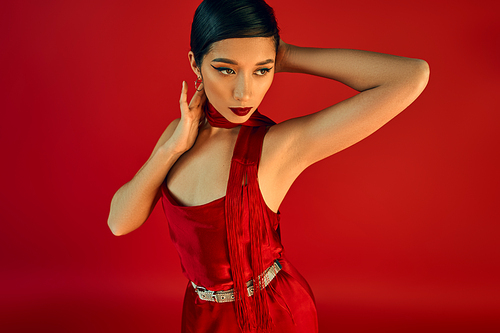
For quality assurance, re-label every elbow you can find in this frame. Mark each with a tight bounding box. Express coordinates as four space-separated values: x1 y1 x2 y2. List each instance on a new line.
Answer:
107 213 145 236
420 59 430 76
400 59 429 95
414 59 430 88
107 195 131 236
108 221 122 236
107 216 128 236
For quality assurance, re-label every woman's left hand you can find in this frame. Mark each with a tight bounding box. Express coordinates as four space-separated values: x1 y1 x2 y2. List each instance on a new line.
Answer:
275 38 290 73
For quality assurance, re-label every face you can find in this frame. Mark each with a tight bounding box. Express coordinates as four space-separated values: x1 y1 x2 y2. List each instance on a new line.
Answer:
189 37 276 123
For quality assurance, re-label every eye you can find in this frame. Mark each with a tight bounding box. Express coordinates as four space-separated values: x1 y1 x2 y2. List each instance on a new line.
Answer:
255 68 273 76
211 65 236 75
220 68 236 75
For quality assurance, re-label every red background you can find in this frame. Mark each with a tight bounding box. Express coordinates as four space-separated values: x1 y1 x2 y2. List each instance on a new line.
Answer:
1 0 499 332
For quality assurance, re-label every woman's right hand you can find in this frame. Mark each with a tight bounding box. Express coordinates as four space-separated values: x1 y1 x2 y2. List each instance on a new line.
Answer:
108 81 206 235
167 81 207 154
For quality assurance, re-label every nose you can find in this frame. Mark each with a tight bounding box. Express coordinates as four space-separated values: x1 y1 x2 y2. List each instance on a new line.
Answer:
233 73 252 102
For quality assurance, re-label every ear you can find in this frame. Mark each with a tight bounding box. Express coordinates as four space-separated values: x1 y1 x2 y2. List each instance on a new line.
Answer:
188 51 201 77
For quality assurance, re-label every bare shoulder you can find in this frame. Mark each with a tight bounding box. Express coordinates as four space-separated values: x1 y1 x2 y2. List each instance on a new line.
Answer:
160 118 181 144
262 117 310 171
131 117 182 178
151 118 181 153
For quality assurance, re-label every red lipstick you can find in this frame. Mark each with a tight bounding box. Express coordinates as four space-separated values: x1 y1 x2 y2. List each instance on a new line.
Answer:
229 107 252 117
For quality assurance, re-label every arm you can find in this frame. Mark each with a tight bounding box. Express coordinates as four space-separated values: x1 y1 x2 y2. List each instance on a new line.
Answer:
259 42 429 210
271 41 429 170
107 81 206 236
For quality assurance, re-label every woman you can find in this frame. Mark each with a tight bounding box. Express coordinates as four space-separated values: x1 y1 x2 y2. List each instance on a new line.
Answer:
107 0 429 332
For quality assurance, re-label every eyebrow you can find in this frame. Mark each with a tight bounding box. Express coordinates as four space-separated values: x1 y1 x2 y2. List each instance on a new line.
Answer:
211 58 275 66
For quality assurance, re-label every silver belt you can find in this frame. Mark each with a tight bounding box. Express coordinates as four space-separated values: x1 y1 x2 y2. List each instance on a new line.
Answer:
191 260 282 303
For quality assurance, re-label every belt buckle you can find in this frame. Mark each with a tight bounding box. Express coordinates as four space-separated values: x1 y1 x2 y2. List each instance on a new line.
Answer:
195 286 218 302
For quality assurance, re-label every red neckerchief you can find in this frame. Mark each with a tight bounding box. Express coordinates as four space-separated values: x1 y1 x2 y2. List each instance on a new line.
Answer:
204 101 276 332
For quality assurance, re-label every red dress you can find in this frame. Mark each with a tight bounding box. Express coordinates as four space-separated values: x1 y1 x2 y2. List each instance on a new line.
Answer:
161 125 318 332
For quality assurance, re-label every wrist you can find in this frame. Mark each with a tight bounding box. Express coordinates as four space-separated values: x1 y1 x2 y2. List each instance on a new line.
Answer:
276 40 293 73
159 141 186 159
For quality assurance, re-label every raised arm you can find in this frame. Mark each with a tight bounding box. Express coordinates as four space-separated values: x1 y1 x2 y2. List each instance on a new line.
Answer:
270 40 429 170
259 41 429 210
107 81 206 236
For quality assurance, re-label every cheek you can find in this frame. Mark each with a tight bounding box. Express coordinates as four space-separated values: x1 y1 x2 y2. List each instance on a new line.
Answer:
257 75 274 98
203 74 227 101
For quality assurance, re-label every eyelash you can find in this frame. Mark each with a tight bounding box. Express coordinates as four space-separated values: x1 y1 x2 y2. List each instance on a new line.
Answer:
211 66 272 76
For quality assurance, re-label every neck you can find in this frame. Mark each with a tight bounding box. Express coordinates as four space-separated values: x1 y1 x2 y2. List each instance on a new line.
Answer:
204 102 243 129
201 120 240 135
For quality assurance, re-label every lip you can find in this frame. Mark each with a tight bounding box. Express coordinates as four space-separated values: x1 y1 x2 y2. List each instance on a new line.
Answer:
229 107 253 117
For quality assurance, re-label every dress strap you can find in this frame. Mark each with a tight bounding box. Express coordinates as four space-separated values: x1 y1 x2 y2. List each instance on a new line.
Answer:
231 125 269 166
225 124 274 332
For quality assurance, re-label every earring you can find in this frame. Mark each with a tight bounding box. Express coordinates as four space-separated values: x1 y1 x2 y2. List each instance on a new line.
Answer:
194 76 203 91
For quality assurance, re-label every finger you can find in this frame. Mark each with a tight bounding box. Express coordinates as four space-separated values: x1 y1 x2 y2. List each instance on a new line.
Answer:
199 87 207 105
179 81 188 107
195 88 207 110
189 82 206 108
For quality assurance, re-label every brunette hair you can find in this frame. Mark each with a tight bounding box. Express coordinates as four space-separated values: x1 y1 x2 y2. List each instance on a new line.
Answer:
190 0 280 68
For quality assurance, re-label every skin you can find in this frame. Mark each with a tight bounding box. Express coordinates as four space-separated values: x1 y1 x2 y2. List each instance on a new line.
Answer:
107 37 429 236
193 37 276 123
165 37 277 209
